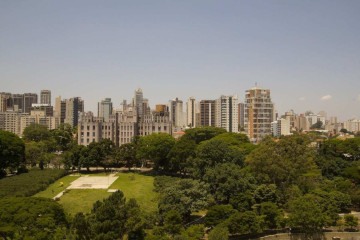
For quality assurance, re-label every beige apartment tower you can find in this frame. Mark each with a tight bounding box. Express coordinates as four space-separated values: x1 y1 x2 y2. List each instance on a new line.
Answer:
244 86 274 142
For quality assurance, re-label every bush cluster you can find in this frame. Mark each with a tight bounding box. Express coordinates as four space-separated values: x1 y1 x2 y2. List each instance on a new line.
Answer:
0 169 66 198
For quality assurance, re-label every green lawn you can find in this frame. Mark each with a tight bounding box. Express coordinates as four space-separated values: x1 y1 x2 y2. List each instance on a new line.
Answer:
33 171 158 215
109 172 158 213
33 175 80 198
58 189 111 215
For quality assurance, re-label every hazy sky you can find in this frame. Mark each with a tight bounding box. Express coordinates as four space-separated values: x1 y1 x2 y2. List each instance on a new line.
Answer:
1 0 359 121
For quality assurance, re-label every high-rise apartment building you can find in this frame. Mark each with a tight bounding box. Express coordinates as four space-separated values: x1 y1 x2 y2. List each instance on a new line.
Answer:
40 90 51 105
200 100 216 127
98 98 113 122
244 86 274 142
271 118 291 137
169 98 185 130
215 95 239 133
186 97 197 128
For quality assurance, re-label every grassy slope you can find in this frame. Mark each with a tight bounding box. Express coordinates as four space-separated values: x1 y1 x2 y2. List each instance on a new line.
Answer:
109 172 158 214
33 172 158 215
34 175 80 198
58 189 112 215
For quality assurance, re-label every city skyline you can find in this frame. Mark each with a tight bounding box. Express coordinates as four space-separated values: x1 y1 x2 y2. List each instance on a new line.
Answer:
1 1 360 121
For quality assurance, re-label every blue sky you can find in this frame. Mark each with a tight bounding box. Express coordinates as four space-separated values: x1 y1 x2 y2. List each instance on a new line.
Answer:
1 0 359 120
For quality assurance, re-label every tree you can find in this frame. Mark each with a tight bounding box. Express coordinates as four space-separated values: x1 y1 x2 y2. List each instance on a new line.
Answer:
0 130 25 176
226 211 263 235
87 190 144 239
157 178 209 221
259 202 284 229
203 163 256 203
137 133 175 171
205 205 236 227
163 210 184 237
253 184 279 204
71 212 91 239
208 225 229 240
310 121 323 130
246 135 318 190
288 195 326 236
0 197 68 240
182 127 226 144
51 123 74 151
344 214 358 229
167 137 196 175
115 142 138 170
22 123 52 142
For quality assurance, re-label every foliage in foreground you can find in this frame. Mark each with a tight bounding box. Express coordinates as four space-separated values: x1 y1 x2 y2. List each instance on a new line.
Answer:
0 169 66 198
0 197 68 240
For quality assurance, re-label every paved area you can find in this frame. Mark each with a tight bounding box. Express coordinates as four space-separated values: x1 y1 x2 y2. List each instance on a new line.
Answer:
67 174 118 189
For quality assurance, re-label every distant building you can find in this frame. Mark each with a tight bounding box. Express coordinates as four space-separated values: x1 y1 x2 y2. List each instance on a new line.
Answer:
200 100 216 127
0 92 11 112
343 119 360 133
238 103 245 131
98 98 113 122
78 89 172 147
23 93 38 114
244 86 274 142
78 112 115 146
64 97 84 127
134 88 144 120
271 118 291 137
169 98 185 130
215 95 239 133
186 97 197 128
40 90 51 105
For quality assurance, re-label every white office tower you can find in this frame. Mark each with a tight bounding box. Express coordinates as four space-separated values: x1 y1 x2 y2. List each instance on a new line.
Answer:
169 98 186 130
215 95 239 133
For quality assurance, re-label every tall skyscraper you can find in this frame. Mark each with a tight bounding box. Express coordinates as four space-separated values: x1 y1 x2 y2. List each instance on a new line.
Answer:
169 98 185 130
12 94 24 112
244 86 274 142
40 90 51 105
134 88 143 120
215 95 239 133
200 100 216 127
98 98 113 122
23 93 38 114
64 97 84 127
186 97 197 128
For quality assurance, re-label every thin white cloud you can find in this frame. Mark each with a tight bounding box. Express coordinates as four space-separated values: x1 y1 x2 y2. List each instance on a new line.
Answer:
357 94 360 102
298 97 306 101
321 95 332 101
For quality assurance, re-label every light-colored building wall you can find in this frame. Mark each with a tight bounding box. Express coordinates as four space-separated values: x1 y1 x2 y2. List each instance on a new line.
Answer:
215 95 239 133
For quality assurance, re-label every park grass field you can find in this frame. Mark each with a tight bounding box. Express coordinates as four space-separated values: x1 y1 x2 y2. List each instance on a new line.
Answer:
109 172 158 213
33 175 80 198
58 189 112 215
33 172 158 215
